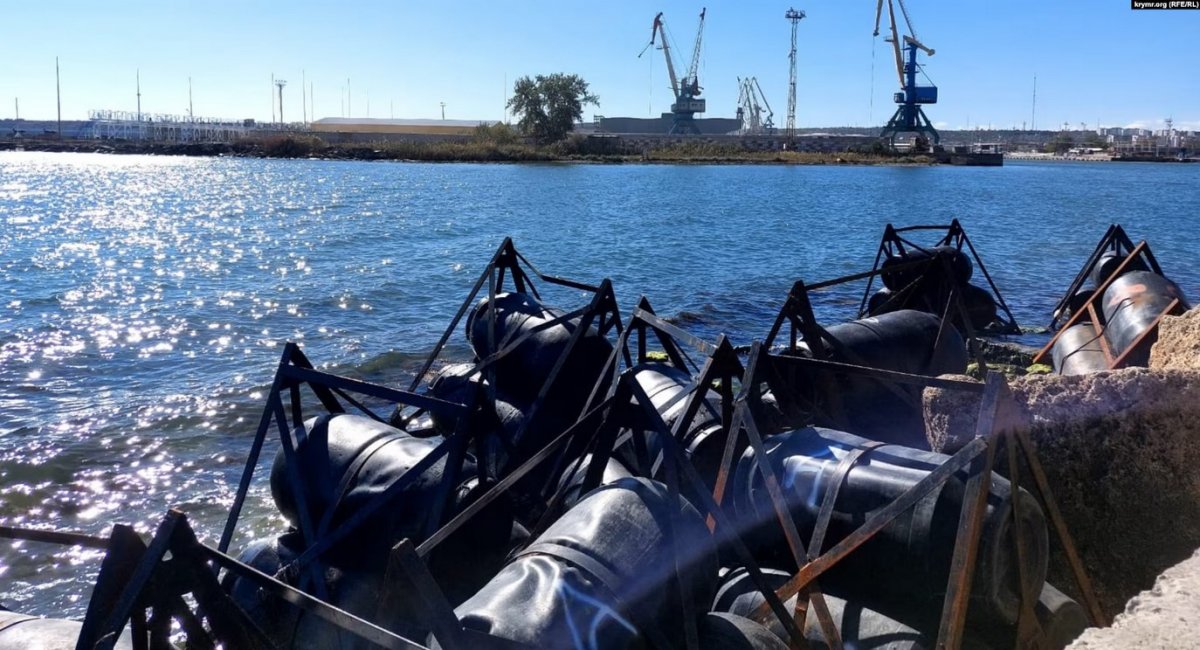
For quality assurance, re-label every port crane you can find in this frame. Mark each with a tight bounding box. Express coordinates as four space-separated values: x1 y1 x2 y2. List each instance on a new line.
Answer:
874 0 939 149
639 8 707 135
736 76 775 135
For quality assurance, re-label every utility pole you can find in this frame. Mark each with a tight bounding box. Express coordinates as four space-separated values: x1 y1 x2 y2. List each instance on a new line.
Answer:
347 78 351 116
55 57 62 139
1031 75 1037 131
301 70 307 124
440 102 446 120
785 8 805 145
271 73 276 123
14 97 18 120
188 76 194 118
275 79 287 124
137 69 142 122
310 82 314 122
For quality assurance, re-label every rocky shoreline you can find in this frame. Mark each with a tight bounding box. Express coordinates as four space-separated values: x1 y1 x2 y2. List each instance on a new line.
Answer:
0 136 935 166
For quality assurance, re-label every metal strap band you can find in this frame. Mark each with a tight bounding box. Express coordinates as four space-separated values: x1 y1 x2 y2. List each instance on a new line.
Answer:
808 441 887 561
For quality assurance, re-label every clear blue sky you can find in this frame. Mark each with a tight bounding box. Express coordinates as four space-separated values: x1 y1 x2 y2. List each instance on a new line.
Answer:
2 1 1197 131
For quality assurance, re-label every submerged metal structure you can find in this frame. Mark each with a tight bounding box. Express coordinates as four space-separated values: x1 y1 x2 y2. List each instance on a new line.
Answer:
1036 224 1188 374
0 235 1108 650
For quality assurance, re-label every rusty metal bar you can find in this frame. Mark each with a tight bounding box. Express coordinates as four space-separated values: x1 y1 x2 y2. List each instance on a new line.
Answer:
0 526 109 549
767 353 987 393
1034 240 1150 365
1012 428 1107 627
749 436 988 625
1110 297 1183 369
935 373 1005 649
199 541 430 650
416 394 616 556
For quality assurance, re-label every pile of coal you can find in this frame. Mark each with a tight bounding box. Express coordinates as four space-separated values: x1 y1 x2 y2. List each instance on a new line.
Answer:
1051 252 1189 375
870 246 1001 333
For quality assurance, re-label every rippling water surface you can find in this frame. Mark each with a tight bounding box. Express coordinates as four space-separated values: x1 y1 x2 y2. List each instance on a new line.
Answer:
1 151 1197 614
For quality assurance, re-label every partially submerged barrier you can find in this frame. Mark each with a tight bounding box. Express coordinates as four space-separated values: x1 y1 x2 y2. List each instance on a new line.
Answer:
0 235 1107 650
1036 225 1189 374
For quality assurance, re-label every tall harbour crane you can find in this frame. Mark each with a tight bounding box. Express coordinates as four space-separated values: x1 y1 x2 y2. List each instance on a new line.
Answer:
639 8 708 135
737 76 775 135
874 0 939 149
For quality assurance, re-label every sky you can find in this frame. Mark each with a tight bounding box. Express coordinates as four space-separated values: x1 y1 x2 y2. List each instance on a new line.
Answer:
1 1 1197 131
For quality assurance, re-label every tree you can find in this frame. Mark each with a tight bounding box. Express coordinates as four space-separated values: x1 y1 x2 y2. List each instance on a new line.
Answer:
506 74 598 143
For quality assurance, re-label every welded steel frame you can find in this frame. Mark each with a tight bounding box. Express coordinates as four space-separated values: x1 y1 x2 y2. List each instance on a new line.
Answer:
734 351 1107 648
217 341 475 608
413 353 835 650
1034 238 1181 370
397 237 626 482
2 512 442 650
765 268 988 430
857 219 1021 335
1046 224 1166 331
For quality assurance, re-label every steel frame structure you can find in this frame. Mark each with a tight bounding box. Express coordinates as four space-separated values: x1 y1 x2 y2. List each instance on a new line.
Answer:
1033 225 1180 370
858 219 1021 335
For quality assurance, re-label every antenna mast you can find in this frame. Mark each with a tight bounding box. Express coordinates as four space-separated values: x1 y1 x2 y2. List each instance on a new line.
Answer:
785 8 805 143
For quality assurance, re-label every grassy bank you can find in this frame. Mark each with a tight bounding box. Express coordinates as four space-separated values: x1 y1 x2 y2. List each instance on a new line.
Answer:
0 133 935 166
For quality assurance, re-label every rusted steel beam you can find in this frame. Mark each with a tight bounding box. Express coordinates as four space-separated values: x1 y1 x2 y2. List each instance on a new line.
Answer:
749 437 988 625
1013 428 1107 627
1034 240 1150 365
936 373 1006 648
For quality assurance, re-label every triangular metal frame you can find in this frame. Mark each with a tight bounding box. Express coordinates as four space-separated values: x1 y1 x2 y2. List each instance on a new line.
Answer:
396 238 626 484
764 273 988 431
1036 226 1179 370
734 351 1107 649
857 219 1021 335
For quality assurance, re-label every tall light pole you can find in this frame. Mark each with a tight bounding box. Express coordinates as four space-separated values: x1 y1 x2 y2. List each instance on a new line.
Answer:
137 68 142 122
188 76 194 119
440 102 446 120
785 8 806 144
275 79 287 124
55 57 62 139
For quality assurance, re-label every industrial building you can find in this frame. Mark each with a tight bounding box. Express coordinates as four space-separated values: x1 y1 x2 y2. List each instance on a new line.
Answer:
309 118 501 137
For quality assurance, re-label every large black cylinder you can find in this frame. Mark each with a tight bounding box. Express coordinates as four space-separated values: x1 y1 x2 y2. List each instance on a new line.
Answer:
1051 324 1109 376
715 567 932 649
624 363 730 487
450 477 718 650
465 292 613 409
881 246 973 292
784 310 968 446
1090 252 1148 288
730 427 1048 628
269 413 495 567
1101 270 1187 366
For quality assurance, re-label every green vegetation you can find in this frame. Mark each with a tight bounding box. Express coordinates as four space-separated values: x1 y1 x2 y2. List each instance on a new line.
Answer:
506 74 599 144
3 133 941 166
1045 132 1074 154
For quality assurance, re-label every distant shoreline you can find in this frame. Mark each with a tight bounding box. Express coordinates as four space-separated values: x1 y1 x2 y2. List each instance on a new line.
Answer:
0 137 937 166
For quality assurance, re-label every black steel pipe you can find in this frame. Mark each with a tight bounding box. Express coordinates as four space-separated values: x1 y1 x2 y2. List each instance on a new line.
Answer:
448 477 718 649
730 427 1048 628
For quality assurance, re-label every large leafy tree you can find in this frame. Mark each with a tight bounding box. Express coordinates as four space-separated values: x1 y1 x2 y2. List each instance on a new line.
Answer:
507 74 599 143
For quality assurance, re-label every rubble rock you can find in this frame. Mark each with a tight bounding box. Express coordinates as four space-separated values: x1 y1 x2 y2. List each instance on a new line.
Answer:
1068 549 1200 649
1149 306 1200 371
922 368 1200 618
